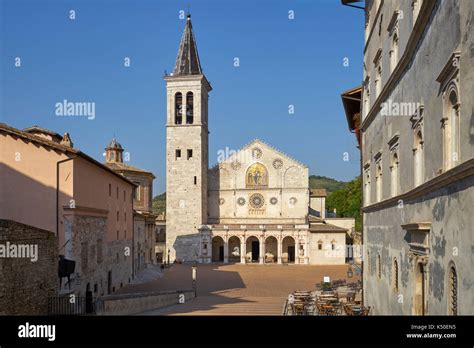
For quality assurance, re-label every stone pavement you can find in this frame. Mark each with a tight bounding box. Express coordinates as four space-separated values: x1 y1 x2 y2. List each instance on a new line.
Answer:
116 263 359 315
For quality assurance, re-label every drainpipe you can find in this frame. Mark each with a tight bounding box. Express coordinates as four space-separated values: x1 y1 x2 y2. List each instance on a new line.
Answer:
56 156 77 237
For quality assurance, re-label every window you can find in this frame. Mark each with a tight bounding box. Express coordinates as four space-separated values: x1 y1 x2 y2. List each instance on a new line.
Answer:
393 258 399 292
443 88 460 170
377 254 382 279
448 265 458 315
176 149 181 159
109 183 111 197
187 149 193 159
318 240 323 250
375 154 383 202
378 14 383 36
116 230 119 240
331 241 336 251
116 186 119 199
413 129 424 186
116 211 119 221
175 92 183 124
389 31 399 73
375 64 382 97
186 92 194 124
364 165 371 206
124 190 126 201
133 185 140 200
97 239 103 264
194 176 197 185
390 152 399 196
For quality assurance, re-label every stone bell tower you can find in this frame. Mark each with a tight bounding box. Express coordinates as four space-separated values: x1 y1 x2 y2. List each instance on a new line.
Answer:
164 14 211 262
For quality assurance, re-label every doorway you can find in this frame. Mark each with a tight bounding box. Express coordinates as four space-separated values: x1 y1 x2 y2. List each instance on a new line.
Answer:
288 246 295 262
251 241 259 262
414 262 425 315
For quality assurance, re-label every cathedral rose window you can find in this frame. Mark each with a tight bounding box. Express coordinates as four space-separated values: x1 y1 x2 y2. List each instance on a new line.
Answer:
270 197 278 205
272 158 283 169
251 147 263 159
237 197 246 206
249 193 265 209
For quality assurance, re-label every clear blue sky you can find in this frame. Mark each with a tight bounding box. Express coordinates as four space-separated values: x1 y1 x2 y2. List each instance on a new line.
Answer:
1 0 364 194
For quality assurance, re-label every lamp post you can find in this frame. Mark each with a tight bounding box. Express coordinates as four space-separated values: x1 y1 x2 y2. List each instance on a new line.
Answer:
192 265 197 296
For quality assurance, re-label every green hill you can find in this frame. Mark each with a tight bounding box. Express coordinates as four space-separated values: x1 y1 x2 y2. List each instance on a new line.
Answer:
309 175 347 193
152 192 166 215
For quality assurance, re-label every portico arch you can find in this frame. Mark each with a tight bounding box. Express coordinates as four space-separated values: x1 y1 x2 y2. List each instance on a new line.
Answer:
265 236 278 263
228 236 241 263
212 236 224 262
282 236 295 264
246 236 260 263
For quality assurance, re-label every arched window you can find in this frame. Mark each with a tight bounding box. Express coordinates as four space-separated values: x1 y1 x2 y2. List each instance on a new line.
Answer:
331 240 336 251
317 240 323 250
377 254 382 279
175 92 183 124
390 31 399 73
443 87 460 170
390 152 399 196
413 129 424 186
448 265 458 315
376 160 383 202
186 92 194 124
393 258 399 292
364 165 371 206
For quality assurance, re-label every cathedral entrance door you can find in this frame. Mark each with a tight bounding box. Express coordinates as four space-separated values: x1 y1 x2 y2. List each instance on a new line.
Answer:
251 241 259 262
288 246 295 263
218 246 224 262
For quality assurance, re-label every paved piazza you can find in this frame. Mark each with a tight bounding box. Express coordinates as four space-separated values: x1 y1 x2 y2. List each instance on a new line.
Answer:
117 264 359 315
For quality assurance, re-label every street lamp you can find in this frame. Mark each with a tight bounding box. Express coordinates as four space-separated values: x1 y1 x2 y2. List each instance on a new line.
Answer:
192 266 197 296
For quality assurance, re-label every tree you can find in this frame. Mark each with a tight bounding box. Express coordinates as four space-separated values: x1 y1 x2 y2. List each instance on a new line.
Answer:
326 176 362 232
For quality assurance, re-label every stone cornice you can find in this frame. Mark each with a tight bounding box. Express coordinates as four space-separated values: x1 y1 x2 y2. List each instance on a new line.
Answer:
362 158 474 213
361 0 437 132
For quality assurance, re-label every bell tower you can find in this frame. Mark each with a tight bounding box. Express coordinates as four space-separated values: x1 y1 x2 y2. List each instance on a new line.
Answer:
164 15 211 262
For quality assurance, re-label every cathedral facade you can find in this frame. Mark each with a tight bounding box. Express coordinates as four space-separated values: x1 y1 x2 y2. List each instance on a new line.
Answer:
165 15 353 265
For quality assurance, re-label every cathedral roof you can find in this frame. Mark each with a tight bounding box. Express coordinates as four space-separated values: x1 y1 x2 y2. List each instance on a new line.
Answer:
172 15 203 76
105 162 155 178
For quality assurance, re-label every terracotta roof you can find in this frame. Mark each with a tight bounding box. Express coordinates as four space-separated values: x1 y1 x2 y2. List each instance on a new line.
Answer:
105 162 154 177
0 123 136 187
309 222 347 233
172 15 202 76
23 125 62 139
310 188 327 197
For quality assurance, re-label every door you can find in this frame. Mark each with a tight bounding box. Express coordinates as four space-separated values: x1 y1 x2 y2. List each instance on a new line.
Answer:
219 246 224 262
252 241 259 262
107 271 112 295
414 263 425 315
288 246 295 262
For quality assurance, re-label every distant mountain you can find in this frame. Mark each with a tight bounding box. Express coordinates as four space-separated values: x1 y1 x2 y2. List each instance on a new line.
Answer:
309 175 348 194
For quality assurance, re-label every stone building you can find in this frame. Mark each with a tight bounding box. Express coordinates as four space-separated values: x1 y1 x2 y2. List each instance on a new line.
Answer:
348 0 474 314
0 220 58 315
0 123 135 297
155 213 166 264
164 15 354 265
104 138 156 274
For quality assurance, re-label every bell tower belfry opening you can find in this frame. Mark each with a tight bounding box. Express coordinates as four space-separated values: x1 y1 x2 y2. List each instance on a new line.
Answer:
164 14 212 262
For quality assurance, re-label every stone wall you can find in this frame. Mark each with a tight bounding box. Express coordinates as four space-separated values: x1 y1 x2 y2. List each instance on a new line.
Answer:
97 289 195 315
0 219 58 315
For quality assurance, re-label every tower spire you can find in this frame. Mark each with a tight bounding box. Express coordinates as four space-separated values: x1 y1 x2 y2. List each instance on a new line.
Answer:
173 15 203 76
